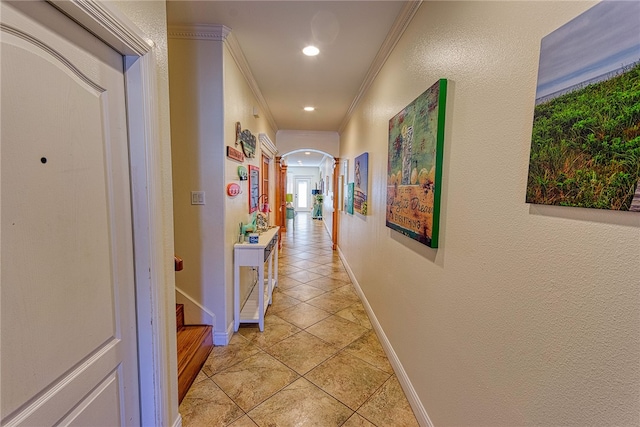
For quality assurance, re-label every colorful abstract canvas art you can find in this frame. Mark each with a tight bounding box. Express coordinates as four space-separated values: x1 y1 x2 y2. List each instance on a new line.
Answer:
354 152 369 215
386 79 447 248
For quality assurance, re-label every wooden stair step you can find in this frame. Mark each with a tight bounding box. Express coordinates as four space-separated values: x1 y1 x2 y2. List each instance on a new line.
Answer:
177 324 213 403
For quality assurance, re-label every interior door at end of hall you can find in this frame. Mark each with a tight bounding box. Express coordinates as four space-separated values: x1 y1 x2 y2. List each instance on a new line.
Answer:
294 178 312 211
1 1 140 425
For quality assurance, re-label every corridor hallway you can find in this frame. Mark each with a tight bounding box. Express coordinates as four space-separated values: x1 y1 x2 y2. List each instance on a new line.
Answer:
179 212 419 426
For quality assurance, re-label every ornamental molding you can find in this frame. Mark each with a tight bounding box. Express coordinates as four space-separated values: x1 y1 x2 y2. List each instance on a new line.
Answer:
167 24 231 41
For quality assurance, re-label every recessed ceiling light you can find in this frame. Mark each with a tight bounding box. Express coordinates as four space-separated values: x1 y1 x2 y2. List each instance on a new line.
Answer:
304 152 311 155
302 46 319 56
303 106 315 112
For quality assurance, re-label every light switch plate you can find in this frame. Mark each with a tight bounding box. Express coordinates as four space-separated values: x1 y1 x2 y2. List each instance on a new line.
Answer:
191 191 205 205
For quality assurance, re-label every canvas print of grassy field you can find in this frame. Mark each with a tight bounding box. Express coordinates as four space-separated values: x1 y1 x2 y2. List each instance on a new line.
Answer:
527 1 640 212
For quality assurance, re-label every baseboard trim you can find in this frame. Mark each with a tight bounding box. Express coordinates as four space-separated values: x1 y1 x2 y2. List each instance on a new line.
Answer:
213 321 234 346
172 414 182 427
337 247 433 427
175 287 215 326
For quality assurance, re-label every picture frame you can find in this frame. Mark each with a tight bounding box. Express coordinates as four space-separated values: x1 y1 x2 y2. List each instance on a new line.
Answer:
354 152 368 215
248 165 259 213
347 182 354 215
342 159 349 212
526 1 640 212
386 78 448 248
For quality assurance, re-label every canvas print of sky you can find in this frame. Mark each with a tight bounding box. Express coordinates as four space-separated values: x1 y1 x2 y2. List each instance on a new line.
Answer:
526 1 640 212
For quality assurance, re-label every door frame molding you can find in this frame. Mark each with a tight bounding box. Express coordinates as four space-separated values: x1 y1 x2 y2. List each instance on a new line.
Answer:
293 175 314 211
49 1 174 425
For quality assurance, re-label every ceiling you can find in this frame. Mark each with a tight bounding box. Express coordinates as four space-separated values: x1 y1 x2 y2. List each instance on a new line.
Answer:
166 1 417 152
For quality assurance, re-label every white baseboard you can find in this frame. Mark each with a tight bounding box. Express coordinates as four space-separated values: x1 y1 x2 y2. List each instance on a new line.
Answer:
337 247 433 427
175 287 215 326
213 321 234 346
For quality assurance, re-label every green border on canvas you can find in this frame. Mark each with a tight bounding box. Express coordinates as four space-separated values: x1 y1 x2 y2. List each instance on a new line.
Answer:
430 78 447 248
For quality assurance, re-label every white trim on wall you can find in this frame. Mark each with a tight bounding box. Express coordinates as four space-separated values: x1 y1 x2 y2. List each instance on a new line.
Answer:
338 246 434 427
214 322 235 346
168 24 278 132
259 133 278 158
175 287 216 326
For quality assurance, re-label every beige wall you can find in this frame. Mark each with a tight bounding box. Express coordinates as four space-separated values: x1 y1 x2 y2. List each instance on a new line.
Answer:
169 28 276 342
169 34 225 335
277 130 340 157
339 2 640 425
223 42 278 334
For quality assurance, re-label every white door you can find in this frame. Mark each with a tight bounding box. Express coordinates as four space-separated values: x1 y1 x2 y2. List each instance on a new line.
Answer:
294 178 312 211
1 2 140 425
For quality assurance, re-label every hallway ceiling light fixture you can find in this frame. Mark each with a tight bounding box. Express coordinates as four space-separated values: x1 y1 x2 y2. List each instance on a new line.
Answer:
302 45 319 56
304 152 311 155
303 106 315 112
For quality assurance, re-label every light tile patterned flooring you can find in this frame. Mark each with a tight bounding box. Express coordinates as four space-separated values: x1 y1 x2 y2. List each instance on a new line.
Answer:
179 212 419 426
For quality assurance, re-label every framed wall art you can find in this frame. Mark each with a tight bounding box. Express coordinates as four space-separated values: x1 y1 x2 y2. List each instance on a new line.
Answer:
342 159 349 212
526 1 640 212
354 152 369 215
386 78 448 248
248 165 259 213
347 182 354 215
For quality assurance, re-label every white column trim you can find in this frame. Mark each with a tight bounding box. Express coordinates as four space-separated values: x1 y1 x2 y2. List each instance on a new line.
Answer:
259 133 278 158
168 24 279 133
167 23 231 41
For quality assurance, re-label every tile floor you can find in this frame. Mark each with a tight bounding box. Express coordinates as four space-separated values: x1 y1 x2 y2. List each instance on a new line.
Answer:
179 212 419 426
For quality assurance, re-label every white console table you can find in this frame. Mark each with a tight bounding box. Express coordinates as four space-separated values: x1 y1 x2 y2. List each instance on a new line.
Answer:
233 226 279 331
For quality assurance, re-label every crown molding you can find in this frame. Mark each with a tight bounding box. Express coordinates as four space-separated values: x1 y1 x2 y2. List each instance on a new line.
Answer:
167 24 279 133
224 32 279 132
167 24 231 41
338 0 422 133
259 133 278 157
50 0 151 56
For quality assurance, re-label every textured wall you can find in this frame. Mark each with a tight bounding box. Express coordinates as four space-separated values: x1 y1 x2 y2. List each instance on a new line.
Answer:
169 30 276 341
339 2 640 425
223 43 277 333
169 35 226 335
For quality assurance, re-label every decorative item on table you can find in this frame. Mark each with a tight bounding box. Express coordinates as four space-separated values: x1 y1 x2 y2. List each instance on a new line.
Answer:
256 194 271 231
248 233 259 244
239 212 258 242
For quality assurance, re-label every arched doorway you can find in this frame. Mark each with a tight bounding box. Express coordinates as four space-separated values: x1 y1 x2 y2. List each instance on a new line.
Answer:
276 149 340 250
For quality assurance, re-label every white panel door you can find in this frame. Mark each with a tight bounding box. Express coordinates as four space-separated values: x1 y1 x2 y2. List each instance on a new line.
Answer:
1 1 139 425
294 178 312 211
